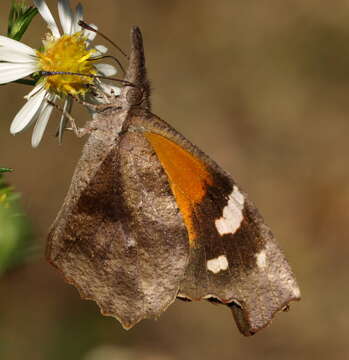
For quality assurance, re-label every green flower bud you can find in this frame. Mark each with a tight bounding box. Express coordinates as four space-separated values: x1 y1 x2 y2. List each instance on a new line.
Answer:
0 169 34 275
7 1 38 41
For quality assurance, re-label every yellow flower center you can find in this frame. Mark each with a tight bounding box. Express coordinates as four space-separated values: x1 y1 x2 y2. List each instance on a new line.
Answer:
37 32 97 96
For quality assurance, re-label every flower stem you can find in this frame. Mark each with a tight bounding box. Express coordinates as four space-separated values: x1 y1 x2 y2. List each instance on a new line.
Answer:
14 79 36 86
0 79 36 87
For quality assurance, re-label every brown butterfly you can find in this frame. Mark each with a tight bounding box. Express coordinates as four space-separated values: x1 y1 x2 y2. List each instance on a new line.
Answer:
47 27 300 336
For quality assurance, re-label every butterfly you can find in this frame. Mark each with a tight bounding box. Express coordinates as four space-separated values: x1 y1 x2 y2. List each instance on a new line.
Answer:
47 27 300 336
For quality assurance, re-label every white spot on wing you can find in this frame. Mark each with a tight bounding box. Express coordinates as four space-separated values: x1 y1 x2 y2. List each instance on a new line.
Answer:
207 255 229 274
256 250 267 269
215 185 245 236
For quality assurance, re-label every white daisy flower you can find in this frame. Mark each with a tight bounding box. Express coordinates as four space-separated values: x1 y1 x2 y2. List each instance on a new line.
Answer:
0 0 119 147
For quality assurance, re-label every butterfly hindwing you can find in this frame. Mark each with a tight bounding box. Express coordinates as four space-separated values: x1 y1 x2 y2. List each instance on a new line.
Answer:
117 127 190 318
47 126 189 329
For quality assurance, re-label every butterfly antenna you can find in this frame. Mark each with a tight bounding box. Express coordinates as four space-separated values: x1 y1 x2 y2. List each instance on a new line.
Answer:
88 55 126 75
79 21 129 59
41 71 136 87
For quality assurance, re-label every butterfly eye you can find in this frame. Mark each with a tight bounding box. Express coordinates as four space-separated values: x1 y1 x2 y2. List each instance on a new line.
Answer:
126 86 144 106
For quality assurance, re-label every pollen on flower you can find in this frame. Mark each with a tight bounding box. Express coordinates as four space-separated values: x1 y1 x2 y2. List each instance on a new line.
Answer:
37 32 97 96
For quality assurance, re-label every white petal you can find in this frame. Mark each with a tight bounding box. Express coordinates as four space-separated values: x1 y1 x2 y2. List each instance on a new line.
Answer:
0 62 38 84
0 48 37 63
33 0 61 38
72 3 84 34
25 82 45 99
0 35 36 56
58 0 74 34
93 45 108 56
85 24 98 42
10 86 47 134
95 64 117 77
31 95 55 147
58 97 73 143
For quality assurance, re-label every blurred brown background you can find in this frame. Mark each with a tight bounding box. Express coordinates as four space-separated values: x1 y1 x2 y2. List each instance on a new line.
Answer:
1 0 349 359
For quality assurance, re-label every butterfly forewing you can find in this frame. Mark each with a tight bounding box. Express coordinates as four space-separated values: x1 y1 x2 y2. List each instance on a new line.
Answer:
132 113 301 335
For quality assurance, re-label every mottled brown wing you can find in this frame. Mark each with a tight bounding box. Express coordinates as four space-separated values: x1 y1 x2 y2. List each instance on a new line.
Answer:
128 112 301 335
48 24 300 336
179 175 301 335
47 128 189 329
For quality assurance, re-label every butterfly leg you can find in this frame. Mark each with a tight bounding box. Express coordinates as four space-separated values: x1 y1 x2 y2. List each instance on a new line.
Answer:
47 100 93 138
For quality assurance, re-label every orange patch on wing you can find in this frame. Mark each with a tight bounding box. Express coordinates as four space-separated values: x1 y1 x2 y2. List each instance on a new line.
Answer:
145 132 213 246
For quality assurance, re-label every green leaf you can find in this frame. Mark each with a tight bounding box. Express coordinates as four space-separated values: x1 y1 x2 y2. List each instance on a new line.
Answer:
0 168 13 174
7 1 38 41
